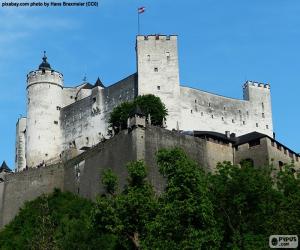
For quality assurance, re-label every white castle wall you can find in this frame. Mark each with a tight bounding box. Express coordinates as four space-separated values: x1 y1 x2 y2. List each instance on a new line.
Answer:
15 117 27 171
26 69 63 167
60 74 137 153
136 35 181 130
62 87 78 107
16 35 275 171
180 81 273 137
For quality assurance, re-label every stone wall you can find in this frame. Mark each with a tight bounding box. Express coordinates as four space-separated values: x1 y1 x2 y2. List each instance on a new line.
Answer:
0 164 64 228
180 83 273 137
2 126 297 230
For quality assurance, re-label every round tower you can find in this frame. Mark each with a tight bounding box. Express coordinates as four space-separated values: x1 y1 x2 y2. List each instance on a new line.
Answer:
26 52 63 167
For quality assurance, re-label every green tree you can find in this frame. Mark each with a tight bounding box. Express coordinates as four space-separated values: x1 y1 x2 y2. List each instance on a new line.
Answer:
143 148 222 250
109 94 168 134
0 189 116 250
134 94 168 126
208 161 284 249
92 162 157 249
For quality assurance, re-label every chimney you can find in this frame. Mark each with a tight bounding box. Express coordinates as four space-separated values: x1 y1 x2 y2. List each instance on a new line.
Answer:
225 131 230 138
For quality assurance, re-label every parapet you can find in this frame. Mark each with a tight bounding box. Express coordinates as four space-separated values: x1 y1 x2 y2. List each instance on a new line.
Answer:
27 69 63 88
243 80 270 90
136 34 177 41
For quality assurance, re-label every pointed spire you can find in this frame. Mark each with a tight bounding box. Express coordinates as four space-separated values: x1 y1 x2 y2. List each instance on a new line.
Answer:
39 51 52 70
0 161 12 173
83 74 88 83
94 77 105 88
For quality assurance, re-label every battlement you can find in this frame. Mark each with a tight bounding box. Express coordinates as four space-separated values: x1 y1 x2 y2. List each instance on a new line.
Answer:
243 80 270 89
136 34 177 41
27 69 63 88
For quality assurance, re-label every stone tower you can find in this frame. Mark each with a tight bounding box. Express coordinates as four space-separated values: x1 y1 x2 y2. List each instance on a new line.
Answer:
136 35 181 130
26 52 63 167
243 81 273 137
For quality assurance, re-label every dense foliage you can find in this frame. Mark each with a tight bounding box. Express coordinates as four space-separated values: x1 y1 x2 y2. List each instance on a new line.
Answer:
108 94 168 133
0 189 116 250
1 149 299 249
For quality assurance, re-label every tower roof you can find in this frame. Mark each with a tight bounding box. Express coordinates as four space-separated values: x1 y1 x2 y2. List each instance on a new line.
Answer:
94 77 105 88
38 51 52 70
0 161 12 173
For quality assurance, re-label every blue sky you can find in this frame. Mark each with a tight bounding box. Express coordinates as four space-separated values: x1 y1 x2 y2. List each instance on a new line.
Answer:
0 0 299 169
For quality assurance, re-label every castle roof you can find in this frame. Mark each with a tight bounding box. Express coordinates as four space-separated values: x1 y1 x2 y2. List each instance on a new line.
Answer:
81 83 94 90
94 77 105 88
0 161 12 173
38 51 52 70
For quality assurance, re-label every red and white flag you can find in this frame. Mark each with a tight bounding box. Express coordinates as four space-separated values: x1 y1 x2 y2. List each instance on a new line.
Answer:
138 6 145 14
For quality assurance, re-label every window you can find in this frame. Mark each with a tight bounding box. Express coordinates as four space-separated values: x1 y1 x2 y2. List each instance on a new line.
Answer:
266 125 269 129
277 144 281 151
247 111 249 115
154 67 158 72
201 112 203 116
256 123 258 127
191 110 193 114
224 106 226 110
92 97 96 102
54 121 58 125
262 113 265 118
166 52 170 59
243 121 246 125
279 161 284 171
289 151 293 158
195 99 197 103
147 55 150 60
157 86 160 90
222 117 224 121
56 106 61 111
271 141 274 147
70 96 73 99
208 102 211 107
232 119 235 123
211 115 214 118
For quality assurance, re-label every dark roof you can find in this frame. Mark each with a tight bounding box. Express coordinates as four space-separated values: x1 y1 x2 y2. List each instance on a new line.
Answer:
234 132 267 146
0 161 12 173
81 83 94 90
38 51 52 70
129 105 145 118
191 131 236 143
94 77 105 88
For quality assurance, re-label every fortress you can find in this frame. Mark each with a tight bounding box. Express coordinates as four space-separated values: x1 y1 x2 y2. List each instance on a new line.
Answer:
0 35 299 228
16 35 273 171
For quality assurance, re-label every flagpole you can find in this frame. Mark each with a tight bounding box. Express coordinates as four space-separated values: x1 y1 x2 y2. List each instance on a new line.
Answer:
138 11 140 35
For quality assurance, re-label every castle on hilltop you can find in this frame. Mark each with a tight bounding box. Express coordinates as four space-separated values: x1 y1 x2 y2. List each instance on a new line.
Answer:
0 34 299 228
15 35 274 171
